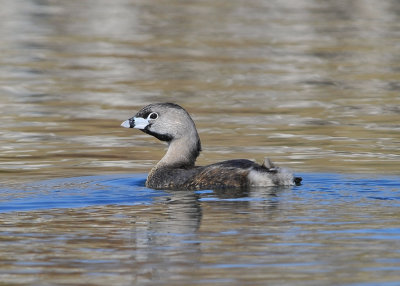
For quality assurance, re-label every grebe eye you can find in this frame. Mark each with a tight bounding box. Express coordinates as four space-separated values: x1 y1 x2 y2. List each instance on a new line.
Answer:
148 112 158 120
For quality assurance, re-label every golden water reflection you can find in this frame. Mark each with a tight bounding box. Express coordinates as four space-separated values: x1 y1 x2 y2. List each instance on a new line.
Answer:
1 0 400 184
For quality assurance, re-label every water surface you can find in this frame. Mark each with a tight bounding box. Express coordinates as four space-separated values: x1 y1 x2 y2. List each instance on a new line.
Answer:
1 0 400 285
1 0 399 183
1 173 400 285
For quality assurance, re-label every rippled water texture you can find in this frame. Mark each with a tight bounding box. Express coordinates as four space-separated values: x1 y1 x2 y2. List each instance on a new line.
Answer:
1 0 400 285
1 174 400 285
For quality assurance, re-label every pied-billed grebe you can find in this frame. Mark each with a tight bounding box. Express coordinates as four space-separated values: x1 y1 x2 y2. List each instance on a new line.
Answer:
121 103 302 190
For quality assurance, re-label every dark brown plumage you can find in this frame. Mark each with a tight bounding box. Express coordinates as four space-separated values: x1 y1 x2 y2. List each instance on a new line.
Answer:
121 103 301 190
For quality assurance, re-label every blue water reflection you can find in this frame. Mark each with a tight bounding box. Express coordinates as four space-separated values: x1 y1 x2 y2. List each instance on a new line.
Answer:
0 174 163 213
0 173 399 213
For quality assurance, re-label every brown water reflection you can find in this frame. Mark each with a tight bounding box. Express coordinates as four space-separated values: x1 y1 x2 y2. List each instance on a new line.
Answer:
1 0 400 285
1 0 400 184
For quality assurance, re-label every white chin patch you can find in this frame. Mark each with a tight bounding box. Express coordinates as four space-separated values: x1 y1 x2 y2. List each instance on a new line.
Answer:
121 120 131 128
132 117 149 129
